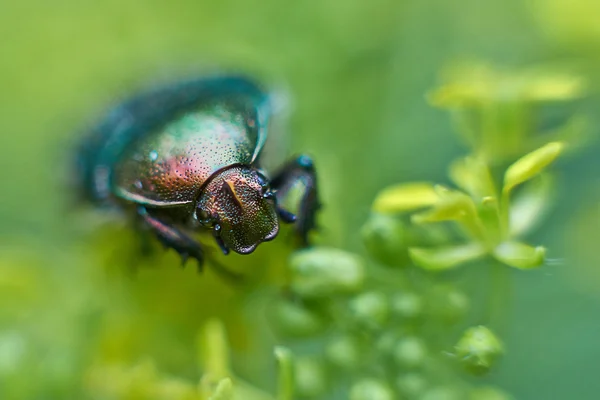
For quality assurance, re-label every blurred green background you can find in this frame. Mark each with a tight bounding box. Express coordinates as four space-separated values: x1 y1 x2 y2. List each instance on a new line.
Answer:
1 0 599 399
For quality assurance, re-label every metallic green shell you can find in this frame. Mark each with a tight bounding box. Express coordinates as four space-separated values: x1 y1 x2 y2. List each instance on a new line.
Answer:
77 76 270 206
113 99 265 206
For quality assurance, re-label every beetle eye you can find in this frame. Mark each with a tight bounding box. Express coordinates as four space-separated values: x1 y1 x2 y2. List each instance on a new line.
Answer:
256 171 271 194
256 171 269 187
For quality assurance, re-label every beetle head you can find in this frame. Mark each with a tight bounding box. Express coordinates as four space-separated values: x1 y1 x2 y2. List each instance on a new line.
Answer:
196 166 279 254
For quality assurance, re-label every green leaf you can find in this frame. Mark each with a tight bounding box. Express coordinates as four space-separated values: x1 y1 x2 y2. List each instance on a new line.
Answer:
429 62 585 109
449 156 496 199
503 142 565 194
209 378 234 400
275 347 294 400
409 243 486 271
412 189 486 240
411 190 473 223
509 175 553 237
493 241 545 269
427 62 495 108
522 71 585 101
372 182 438 213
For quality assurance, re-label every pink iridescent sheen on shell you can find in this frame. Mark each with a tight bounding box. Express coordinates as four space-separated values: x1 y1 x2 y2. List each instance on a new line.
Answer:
113 100 263 206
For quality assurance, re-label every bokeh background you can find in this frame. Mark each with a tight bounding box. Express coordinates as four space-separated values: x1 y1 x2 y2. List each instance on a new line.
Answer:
1 0 599 399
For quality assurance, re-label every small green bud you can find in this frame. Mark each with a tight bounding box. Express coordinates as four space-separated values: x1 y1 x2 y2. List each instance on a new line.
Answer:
325 335 362 370
396 373 428 397
393 336 427 369
469 386 513 400
391 291 423 320
349 291 390 329
420 386 463 400
289 248 365 298
361 214 409 267
269 300 325 338
455 326 503 375
376 331 398 354
428 285 469 324
350 378 395 400
294 357 328 398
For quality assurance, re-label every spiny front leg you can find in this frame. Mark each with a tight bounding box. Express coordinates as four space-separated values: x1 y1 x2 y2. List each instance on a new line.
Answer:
270 154 320 245
137 206 243 283
137 206 206 271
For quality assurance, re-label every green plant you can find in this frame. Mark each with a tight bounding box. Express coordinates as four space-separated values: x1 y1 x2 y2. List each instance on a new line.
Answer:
267 61 584 399
0 61 586 400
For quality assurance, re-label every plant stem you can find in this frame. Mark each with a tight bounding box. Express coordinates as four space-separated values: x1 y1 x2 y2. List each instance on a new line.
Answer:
487 259 512 336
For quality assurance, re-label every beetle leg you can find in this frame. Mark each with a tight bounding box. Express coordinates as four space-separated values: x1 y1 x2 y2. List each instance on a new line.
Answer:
136 206 242 283
270 154 320 245
137 206 206 269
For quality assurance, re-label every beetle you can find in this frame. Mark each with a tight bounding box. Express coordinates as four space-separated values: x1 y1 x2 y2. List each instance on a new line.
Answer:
77 76 319 274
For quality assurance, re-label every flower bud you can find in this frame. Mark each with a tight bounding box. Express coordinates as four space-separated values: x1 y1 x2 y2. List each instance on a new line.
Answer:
289 248 365 298
393 336 427 369
420 386 463 400
294 357 328 398
361 214 409 267
325 335 362 370
350 378 395 400
349 291 390 330
391 291 423 320
375 331 398 354
455 326 503 375
396 373 428 397
269 300 325 338
428 285 469 324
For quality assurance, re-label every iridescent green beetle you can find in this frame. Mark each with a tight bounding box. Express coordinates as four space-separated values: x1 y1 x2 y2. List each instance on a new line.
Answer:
77 76 319 271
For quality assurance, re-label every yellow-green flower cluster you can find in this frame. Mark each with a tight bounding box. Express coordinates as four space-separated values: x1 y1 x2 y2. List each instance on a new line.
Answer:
372 62 582 272
373 141 564 271
273 62 582 399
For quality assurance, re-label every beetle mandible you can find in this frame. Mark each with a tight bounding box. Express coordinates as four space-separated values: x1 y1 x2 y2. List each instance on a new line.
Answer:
77 76 319 273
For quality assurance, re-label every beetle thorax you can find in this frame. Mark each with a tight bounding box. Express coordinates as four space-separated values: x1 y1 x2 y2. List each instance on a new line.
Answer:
196 166 279 254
